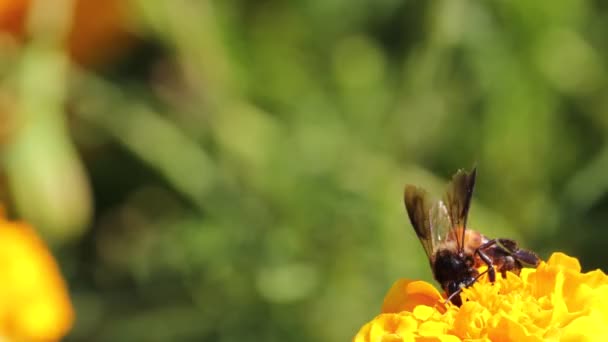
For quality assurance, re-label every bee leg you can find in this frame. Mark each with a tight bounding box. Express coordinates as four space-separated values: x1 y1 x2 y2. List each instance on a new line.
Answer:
500 256 518 277
478 239 498 250
474 248 496 283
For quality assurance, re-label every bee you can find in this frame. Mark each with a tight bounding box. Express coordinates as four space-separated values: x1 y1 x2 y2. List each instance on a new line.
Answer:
403 168 540 306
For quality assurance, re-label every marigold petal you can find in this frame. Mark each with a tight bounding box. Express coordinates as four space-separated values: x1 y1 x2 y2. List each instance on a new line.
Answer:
379 333 405 342
355 252 608 342
395 314 419 335
488 316 543 342
417 320 449 336
579 269 608 287
382 279 442 314
370 314 402 337
416 335 460 342
413 305 436 321
560 310 608 342
354 321 372 342
546 252 581 272
452 301 489 338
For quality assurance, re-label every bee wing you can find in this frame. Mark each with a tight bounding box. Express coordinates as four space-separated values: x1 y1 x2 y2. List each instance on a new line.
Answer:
404 186 452 260
404 186 435 259
443 168 477 251
430 200 453 246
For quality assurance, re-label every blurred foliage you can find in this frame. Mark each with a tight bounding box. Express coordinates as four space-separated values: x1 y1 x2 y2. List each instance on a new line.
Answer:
1 0 608 341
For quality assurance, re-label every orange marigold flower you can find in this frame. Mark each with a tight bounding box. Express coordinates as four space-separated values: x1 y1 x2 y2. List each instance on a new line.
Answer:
354 253 608 341
0 209 73 341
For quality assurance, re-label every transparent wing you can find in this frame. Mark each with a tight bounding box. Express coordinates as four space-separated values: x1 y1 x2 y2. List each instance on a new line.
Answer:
442 168 477 251
429 200 452 247
404 167 477 257
404 186 453 259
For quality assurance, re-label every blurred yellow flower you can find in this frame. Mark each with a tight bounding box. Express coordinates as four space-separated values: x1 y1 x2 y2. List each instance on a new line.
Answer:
354 252 608 341
0 209 73 341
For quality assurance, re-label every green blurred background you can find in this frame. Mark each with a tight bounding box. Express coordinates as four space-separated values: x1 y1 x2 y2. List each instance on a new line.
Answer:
1 0 608 341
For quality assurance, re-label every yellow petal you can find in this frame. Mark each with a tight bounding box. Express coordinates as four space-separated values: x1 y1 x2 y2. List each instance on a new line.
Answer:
355 252 608 342
560 310 608 342
382 279 443 314
488 316 543 342
546 252 581 272
0 217 73 340
415 335 460 342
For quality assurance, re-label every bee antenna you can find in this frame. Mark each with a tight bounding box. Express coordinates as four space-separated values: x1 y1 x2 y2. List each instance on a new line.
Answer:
445 289 463 305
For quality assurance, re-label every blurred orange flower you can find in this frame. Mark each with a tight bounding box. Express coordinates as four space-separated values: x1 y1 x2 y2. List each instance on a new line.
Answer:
0 0 132 67
68 0 133 67
0 0 27 36
354 252 608 341
0 209 73 341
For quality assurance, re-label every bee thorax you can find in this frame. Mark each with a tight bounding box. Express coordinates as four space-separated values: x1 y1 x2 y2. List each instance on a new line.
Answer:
432 249 478 292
